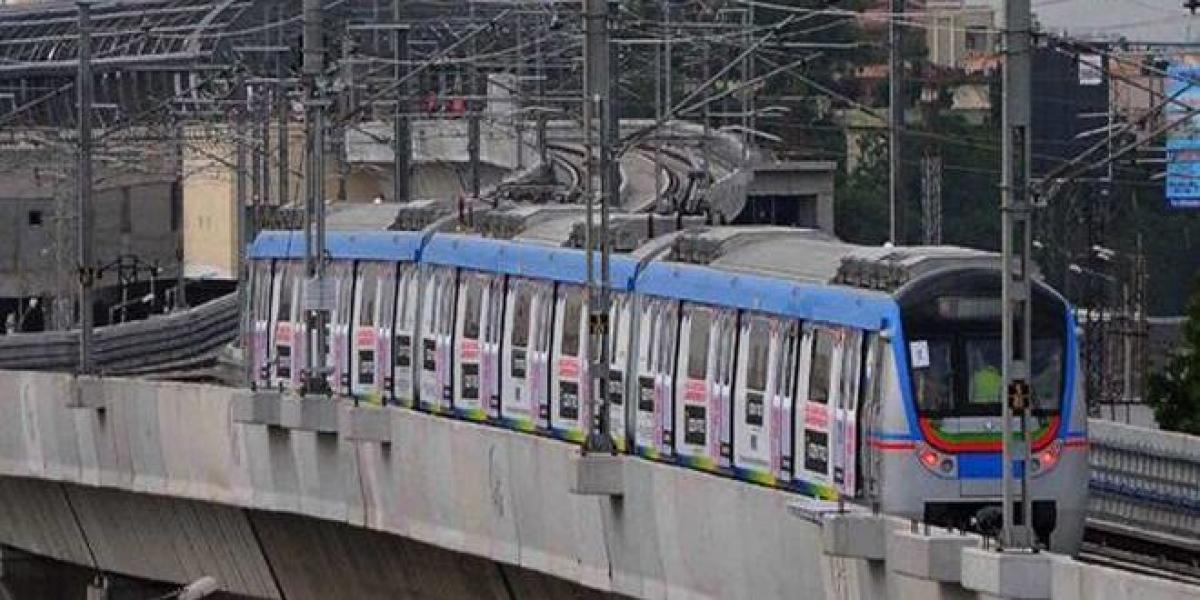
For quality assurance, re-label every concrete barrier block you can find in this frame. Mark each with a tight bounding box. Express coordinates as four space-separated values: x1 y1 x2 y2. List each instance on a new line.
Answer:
961 547 1051 599
569 452 624 496
292 396 338 433
821 512 886 560
887 528 979 583
232 391 282 426
340 405 391 445
68 375 106 411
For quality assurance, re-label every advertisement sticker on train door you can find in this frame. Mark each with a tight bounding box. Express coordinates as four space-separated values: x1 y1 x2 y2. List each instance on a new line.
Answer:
684 405 707 446
423 339 437 371
559 381 579 420
462 362 480 400
358 350 375 385
395 334 412 367
638 376 655 411
804 429 829 474
511 348 527 378
746 391 765 427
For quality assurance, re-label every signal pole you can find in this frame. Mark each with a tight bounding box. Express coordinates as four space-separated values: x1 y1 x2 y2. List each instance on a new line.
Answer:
889 0 905 245
582 0 616 454
76 0 95 375
1000 0 1035 549
302 0 330 394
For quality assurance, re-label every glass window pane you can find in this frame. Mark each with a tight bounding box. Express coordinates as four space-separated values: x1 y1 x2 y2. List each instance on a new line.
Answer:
1031 338 1063 411
561 292 582 357
358 275 377 326
966 338 1003 406
808 329 833 404
463 280 482 339
746 318 770 391
512 286 531 348
912 339 953 412
687 309 711 380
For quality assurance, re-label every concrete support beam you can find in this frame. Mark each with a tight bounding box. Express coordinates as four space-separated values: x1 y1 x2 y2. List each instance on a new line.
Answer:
339 405 391 445
961 547 1052 599
887 527 980 583
67 376 106 411
569 453 624 497
233 390 282 426
279 396 338 433
820 511 887 561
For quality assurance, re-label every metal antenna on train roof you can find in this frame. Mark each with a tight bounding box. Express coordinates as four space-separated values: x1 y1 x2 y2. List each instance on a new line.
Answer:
582 0 617 455
1000 0 1036 550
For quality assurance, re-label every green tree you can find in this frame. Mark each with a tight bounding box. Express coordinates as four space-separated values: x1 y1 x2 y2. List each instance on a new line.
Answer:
1146 277 1200 435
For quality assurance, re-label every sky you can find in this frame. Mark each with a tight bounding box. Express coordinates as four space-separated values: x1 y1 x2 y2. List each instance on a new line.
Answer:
977 0 1200 43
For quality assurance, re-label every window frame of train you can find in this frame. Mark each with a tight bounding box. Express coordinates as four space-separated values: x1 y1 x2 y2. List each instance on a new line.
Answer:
249 259 276 388
858 332 886 503
795 323 864 499
418 264 458 414
453 270 505 422
350 261 397 406
633 296 679 460
732 313 800 486
391 264 420 407
501 277 554 432
328 262 355 396
673 303 738 473
550 283 590 442
271 261 305 391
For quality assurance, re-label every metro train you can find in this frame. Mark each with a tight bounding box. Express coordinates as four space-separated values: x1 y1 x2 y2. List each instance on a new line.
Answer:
246 222 1088 553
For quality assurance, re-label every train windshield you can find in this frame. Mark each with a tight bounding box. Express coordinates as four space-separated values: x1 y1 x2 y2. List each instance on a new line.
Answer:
900 270 1069 418
911 336 1062 416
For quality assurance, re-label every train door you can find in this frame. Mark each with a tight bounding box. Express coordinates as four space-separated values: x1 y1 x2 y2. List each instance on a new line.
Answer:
673 304 736 472
733 314 791 484
550 284 588 442
482 276 505 421
832 329 863 497
351 262 395 405
454 271 492 421
796 324 837 498
633 297 678 459
272 262 303 391
249 260 275 388
419 266 456 414
328 262 355 396
502 278 553 431
859 333 885 503
392 264 419 407
605 293 632 452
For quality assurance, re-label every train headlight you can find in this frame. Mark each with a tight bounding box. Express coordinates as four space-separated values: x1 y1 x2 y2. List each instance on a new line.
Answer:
1031 440 1063 477
915 443 957 478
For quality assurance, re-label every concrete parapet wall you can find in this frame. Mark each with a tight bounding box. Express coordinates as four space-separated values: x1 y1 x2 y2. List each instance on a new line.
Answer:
0 372 1192 600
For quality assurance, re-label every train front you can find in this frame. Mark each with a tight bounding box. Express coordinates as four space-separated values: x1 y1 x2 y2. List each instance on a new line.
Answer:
883 268 1087 553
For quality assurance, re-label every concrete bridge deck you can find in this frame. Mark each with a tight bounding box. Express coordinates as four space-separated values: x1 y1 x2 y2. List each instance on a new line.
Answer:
0 372 1193 599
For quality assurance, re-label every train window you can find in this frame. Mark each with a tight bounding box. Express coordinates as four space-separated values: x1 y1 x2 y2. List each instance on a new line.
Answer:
965 338 1002 405
780 324 798 398
359 274 378 326
912 339 953 412
512 286 531 348
439 275 456 335
686 309 711 380
463 280 483 340
277 271 294 319
808 328 833 404
746 318 770 392
561 293 583 357
1031 339 1063 411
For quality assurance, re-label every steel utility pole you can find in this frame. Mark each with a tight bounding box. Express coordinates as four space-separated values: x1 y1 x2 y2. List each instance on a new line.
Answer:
173 116 188 310
889 0 905 245
582 0 616 454
302 0 330 394
276 1 289 209
467 1 482 203
1000 0 1035 549
76 0 95 375
393 17 411 204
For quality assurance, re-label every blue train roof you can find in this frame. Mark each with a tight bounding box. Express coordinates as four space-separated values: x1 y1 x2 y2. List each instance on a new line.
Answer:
421 234 641 290
637 261 899 331
248 230 423 261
